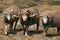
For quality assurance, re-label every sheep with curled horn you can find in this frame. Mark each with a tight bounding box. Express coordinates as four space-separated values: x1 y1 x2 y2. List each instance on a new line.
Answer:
40 10 60 36
3 5 20 35
20 7 40 36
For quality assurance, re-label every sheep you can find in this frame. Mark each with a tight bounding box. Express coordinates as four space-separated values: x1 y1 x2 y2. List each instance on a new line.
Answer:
20 10 40 36
41 10 60 36
3 5 20 35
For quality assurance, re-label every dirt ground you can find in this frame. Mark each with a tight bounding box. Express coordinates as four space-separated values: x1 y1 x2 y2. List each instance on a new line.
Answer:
0 13 60 40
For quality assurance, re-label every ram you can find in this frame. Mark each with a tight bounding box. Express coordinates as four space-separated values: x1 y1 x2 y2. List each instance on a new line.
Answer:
20 10 40 36
41 10 60 36
3 5 20 35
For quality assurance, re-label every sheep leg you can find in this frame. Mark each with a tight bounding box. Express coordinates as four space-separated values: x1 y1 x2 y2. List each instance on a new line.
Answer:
44 26 48 36
13 18 19 30
25 25 29 36
36 22 39 31
57 27 60 34
22 25 26 34
13 22 15 30
13 21 18 30
5 24 8 35
9 23 13 32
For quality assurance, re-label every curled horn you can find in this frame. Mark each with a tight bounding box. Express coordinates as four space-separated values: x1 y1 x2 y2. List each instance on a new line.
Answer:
27 10 37 17
12 10 21 18
39 14 43 17
3 11 7 14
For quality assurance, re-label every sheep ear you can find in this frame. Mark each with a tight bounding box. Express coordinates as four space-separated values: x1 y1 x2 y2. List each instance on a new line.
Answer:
18 10 22 16
3 11 6 14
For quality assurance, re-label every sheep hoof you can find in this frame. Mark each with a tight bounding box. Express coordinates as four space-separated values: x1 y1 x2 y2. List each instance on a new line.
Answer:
5 32 8 36
25 32 28 36
44 32 48 36
44 32 46 35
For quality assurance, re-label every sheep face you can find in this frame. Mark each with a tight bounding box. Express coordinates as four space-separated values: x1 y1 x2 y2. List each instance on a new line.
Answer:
42 16 48 24
4 13 12 21
7 14 11 20
21 14 28 21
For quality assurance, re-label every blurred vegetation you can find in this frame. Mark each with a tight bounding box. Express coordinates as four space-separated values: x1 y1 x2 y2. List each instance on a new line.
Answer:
51 1 60 5
0 0 60 13
0 8 3 13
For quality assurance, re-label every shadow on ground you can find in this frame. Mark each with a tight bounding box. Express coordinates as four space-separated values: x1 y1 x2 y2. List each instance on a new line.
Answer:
8 28 24 35
28 30 43 36
46 34 60 37
8 28 43 36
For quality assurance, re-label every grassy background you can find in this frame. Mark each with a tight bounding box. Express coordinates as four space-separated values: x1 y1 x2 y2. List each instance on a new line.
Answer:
0 0 60 13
